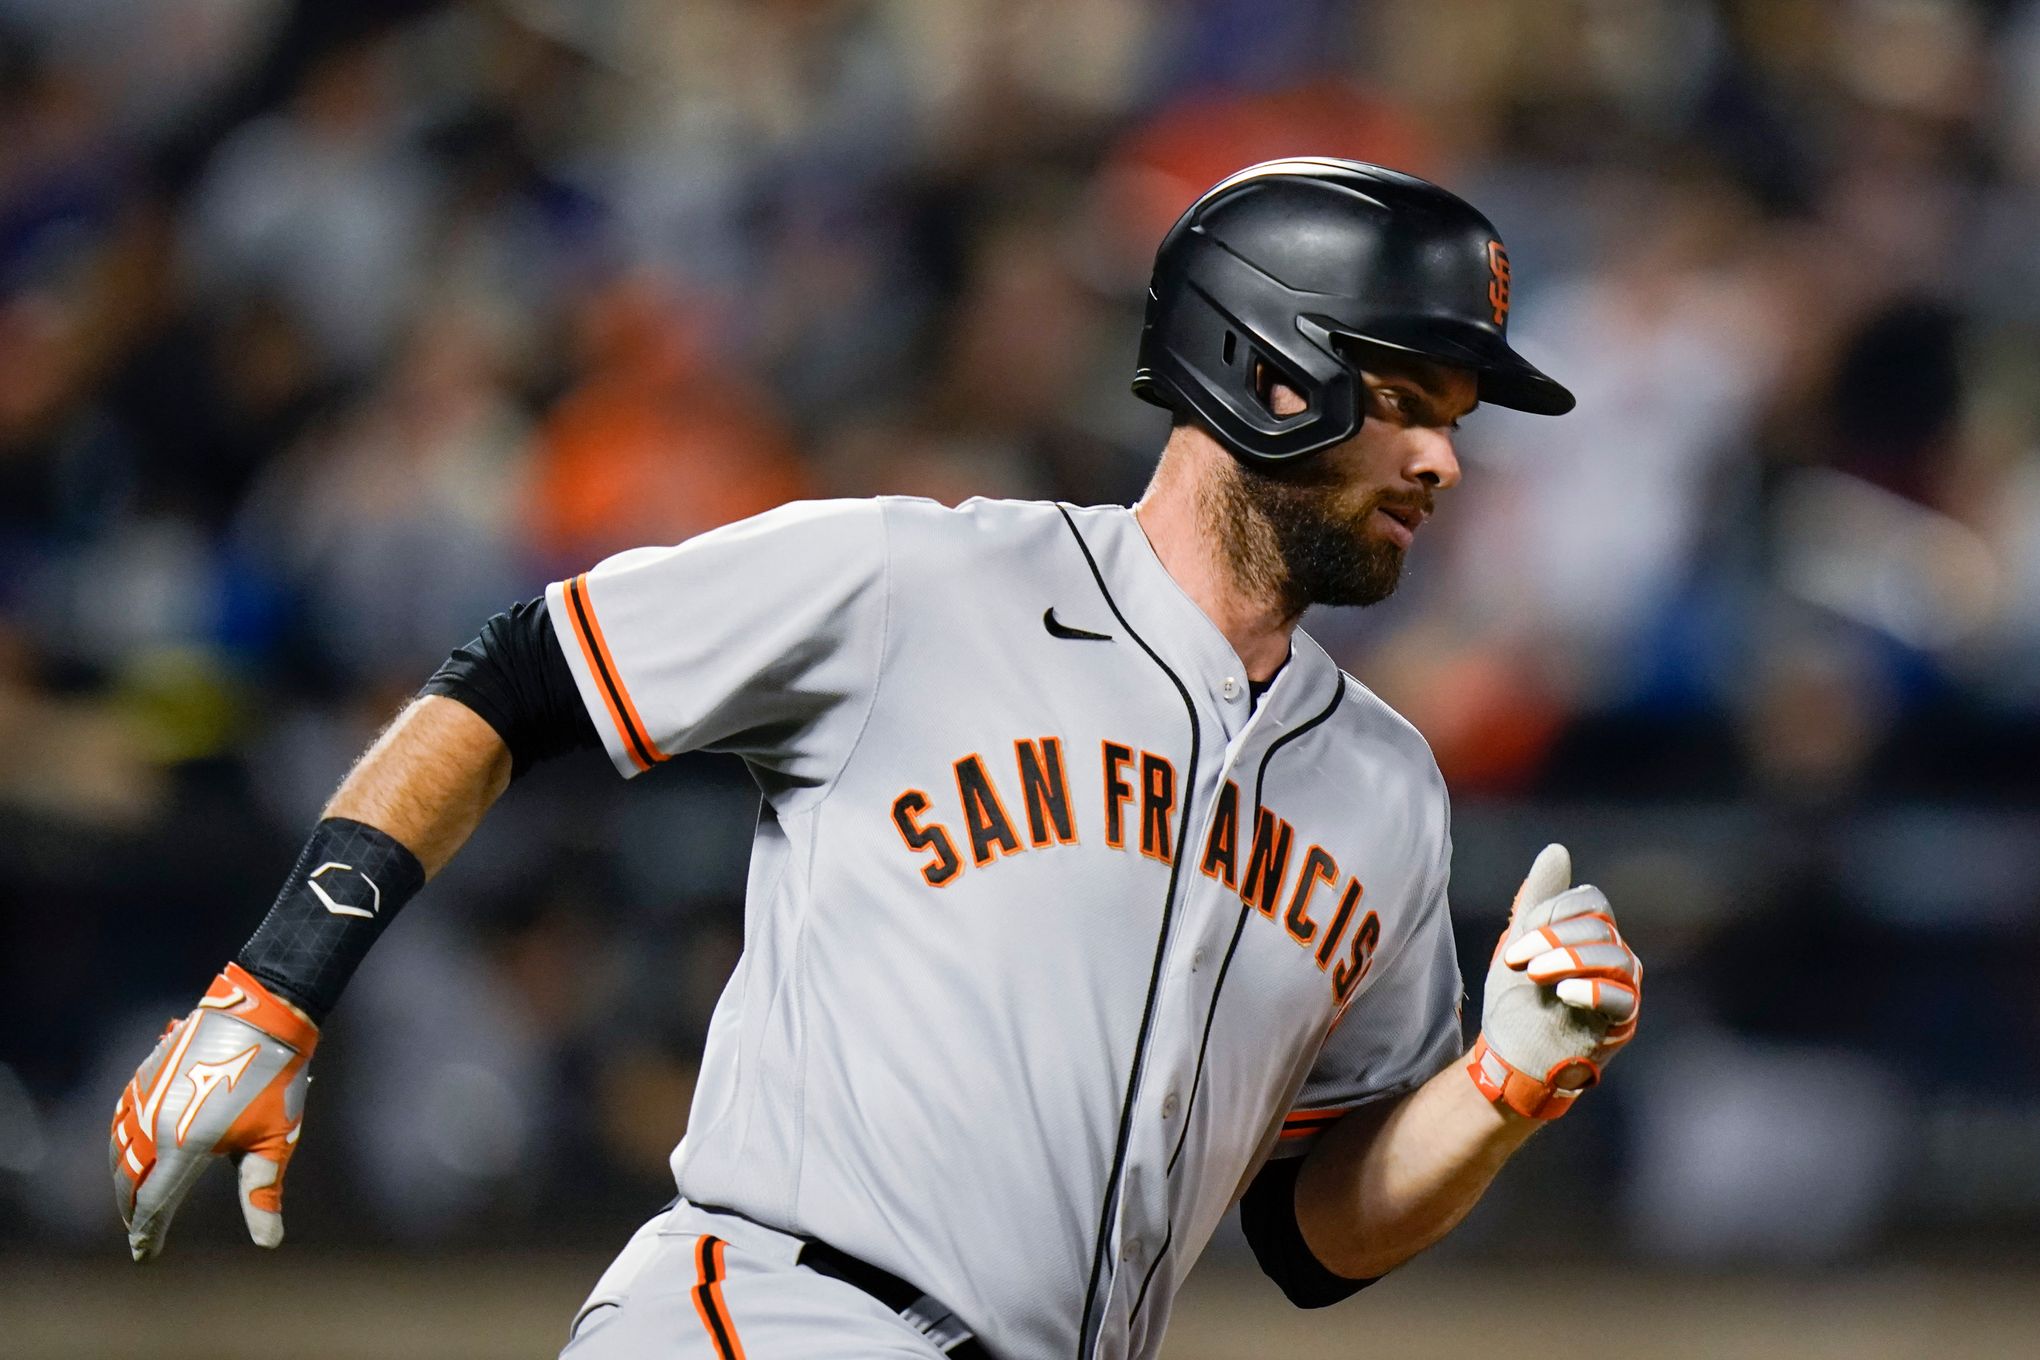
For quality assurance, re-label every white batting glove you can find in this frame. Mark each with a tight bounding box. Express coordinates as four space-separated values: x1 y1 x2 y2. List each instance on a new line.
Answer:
110 964 319 1261
1467 844 1640 1120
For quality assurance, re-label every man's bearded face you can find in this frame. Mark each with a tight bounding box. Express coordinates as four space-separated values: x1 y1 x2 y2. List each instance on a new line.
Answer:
1208 454 1417 613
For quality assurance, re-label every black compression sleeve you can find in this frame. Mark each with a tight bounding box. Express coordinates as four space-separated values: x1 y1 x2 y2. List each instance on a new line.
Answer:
421 597 599 778
1239 1155 1382 1308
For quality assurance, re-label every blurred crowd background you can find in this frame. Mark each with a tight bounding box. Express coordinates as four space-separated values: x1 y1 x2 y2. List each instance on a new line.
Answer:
4 0 2040 1304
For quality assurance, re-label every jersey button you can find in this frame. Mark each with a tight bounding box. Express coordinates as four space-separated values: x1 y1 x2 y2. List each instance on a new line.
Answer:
1191 946 1207 970
1161 1091 1180 1119
1221 676 1241 699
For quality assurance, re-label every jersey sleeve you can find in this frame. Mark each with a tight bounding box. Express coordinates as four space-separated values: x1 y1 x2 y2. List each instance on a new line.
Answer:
1271 822 1465 1159
545 499 889 791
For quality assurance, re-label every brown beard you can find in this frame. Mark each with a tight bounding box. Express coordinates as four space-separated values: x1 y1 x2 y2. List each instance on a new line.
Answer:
1202 454 1409 614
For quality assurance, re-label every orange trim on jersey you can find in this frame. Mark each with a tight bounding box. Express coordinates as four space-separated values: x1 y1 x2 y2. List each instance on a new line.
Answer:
564 574 667 771
1240 807 1294 917
891 787 963 887
1137 751 1178 865
1283 845 1337 946
1199 780 1241 888
1332 909 1382 1009
1315 878 1364 971
954 751 1024 867
1101 741 1135 850
1278 1107 1348 1141
690 1234 747 1360
1014 737 1079 847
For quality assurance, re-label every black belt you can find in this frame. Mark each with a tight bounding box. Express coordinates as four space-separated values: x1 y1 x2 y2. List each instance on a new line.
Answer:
796 1238 992 1360
678 1200 990 1359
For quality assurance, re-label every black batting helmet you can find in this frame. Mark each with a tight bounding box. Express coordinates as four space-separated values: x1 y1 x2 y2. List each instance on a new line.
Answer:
1132 158 1575 464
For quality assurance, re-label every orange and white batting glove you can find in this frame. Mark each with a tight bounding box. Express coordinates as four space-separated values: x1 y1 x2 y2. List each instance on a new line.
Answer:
109 963 318 1261
1468 844 1640 1121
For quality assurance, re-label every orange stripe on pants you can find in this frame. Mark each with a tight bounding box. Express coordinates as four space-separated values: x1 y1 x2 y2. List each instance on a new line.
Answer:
689 1235 747 1360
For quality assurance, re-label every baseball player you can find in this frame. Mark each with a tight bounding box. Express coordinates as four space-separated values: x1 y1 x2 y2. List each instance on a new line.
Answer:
111 160 1642 1360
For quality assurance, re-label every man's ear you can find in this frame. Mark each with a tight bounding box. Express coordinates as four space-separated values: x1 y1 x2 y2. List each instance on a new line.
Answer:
1253 361 1309 418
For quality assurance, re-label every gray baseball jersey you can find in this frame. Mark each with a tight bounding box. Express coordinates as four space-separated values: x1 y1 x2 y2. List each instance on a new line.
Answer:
545 496 1464 1360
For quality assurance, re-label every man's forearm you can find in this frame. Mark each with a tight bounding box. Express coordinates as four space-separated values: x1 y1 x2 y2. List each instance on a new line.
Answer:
1293 1057 1535 1280
324 695 512 876
112 689 527 1258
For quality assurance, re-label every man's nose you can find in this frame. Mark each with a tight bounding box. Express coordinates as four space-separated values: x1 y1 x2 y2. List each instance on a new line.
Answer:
1408 427 1462 491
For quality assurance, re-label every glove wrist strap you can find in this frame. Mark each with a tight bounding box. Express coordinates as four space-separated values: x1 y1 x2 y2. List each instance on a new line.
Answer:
213 963 320 1053
1467 1035 1595 1121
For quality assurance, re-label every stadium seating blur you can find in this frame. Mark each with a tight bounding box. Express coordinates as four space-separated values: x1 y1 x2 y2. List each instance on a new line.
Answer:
2 2 2036 1352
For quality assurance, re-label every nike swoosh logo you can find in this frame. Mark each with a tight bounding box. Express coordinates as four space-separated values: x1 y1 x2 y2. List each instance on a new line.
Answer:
1043 608 1111 642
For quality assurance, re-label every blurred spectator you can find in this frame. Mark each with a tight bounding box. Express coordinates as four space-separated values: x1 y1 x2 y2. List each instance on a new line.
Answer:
180 35 438 376
526 274 810 565
237 300 535 688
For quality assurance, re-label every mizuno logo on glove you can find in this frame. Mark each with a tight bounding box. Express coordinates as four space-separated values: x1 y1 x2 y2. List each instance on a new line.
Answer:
176 1046 260 1146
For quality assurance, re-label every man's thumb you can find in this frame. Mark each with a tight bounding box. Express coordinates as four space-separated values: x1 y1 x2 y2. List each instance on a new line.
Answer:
237 1153 287 1248
1512 843 1572 921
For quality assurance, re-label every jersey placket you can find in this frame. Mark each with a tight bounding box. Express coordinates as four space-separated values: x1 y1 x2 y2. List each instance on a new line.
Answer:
1058 506 1354 1360
1058 507 1252 1359
1088 640 1310 1358
1085 719 1227 1356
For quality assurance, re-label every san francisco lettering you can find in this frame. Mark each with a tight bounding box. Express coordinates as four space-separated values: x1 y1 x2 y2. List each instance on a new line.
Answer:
889 739 1380 1005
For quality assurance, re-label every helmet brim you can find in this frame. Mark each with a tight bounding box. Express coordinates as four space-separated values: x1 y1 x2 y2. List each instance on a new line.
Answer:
1333 320 1576 417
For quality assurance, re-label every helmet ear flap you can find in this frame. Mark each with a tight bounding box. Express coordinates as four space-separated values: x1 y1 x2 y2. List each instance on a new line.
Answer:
1134 232 1365 463
1245 336 1347 432
1225 332 1291 421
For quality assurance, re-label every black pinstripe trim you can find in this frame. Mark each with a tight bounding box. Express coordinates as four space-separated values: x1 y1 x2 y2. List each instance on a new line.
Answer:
1125 1220 1175 1331
1059 507 1202 1360
1164 674 1345 1178
1126 674 1346 1333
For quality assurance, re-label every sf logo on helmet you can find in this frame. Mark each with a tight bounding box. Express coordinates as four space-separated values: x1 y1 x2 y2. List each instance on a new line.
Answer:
1485 240 1511 326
